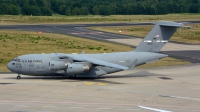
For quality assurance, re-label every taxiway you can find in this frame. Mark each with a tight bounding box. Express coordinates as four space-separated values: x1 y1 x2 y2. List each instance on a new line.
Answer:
0 64 200 112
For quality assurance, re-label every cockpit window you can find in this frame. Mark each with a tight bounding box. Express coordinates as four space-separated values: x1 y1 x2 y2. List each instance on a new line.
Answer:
12 57 18 61
17 59 21 62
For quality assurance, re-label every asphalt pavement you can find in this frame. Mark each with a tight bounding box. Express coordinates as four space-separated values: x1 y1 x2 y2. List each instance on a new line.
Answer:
1 64 200 112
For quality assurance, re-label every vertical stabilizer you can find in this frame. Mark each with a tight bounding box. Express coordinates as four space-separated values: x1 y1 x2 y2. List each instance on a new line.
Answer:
134 21 184 52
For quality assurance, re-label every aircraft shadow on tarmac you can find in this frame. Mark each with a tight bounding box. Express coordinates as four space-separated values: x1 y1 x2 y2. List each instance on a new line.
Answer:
101 71 163 78
4 71 164 84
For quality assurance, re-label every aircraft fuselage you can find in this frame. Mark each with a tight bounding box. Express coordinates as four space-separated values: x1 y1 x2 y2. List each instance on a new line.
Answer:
7 52 167 78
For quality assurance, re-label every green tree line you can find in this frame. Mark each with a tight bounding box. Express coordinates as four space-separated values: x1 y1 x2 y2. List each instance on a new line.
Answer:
0 0 200 16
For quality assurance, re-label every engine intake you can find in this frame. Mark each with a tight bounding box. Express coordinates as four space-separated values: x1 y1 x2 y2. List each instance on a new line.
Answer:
49 61 67 70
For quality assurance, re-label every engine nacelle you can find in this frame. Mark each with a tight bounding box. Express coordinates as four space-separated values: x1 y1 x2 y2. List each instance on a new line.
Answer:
49 61 67 70
67 64 90 75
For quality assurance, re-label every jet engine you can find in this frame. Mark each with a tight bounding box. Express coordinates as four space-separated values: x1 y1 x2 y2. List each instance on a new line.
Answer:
49 61 67 70
66 63 90 75
49 61 90 75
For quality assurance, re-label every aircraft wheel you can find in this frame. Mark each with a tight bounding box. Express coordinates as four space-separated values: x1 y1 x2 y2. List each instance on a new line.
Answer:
17 76 21 79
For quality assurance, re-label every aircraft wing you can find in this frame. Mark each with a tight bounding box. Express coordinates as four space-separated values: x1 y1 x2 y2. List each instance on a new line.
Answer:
60 55 129 70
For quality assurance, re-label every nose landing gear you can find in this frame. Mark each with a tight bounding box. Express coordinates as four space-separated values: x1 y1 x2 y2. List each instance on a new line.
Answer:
17 74 21 79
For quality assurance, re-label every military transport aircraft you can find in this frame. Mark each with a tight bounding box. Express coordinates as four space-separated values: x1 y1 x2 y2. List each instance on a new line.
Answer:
7 21 187 79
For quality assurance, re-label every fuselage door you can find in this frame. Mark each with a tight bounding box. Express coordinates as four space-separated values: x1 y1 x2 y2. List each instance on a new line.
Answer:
29 64 34 73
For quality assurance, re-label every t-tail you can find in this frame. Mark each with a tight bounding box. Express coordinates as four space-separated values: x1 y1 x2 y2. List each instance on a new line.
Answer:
134 21 187 52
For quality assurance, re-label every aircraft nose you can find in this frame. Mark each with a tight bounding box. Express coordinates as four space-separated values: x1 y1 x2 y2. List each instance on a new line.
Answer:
7 62 12 71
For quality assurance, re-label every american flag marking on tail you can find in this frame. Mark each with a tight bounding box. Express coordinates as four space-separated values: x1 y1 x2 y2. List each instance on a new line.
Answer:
155 34 159 38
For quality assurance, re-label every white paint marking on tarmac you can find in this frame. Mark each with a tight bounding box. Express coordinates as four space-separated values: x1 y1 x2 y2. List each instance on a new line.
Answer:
77 105 90 107
98 108 111 110
15 105 29 107
138 104 172 112
192 98 200 101
69 107 83 109
42 106 56 108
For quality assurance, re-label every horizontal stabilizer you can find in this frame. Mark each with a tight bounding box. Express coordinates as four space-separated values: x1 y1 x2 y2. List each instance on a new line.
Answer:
159 21 183 27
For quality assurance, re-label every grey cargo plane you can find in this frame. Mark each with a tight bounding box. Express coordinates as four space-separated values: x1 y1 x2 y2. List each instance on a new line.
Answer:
7 21 187 79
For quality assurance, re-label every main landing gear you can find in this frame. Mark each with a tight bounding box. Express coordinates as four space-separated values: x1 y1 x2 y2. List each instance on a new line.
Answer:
17 74 21 79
